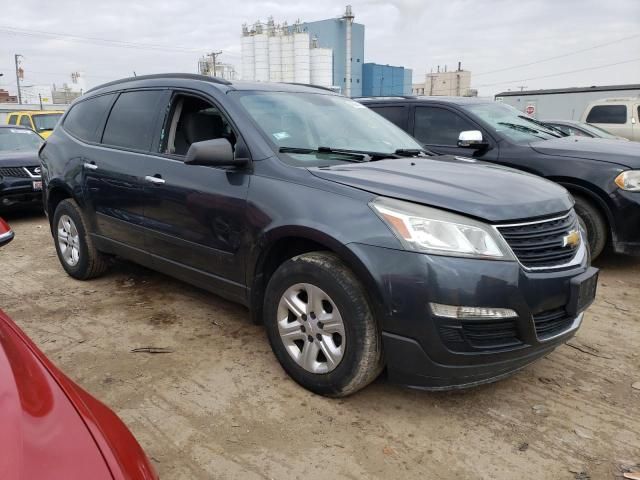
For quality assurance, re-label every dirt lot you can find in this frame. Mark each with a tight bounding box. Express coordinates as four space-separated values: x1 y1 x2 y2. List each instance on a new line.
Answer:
1 212 638 480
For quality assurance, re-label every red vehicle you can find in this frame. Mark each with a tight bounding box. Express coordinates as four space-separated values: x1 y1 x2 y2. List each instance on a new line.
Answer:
0 218 158 479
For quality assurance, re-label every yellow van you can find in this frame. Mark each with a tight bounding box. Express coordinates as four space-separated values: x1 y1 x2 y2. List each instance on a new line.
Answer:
6 111 65 138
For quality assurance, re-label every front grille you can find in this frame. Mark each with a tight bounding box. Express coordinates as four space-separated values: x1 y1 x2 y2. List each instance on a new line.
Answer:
497 211 580 269
0 167 29 178
533 308 573 339
439 320 521 352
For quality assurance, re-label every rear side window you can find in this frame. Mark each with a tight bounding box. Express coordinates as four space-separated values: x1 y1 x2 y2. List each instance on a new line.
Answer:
19 116 32 128
414 106 475 145
586 105 627 124
64 94 116 142
102 90 164 150
7 115 17 125
370 106 408 130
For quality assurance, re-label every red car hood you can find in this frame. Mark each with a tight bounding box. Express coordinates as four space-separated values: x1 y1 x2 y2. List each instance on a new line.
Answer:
0 310 157 480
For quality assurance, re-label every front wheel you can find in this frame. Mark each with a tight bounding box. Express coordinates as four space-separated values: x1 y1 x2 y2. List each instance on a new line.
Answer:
263 252 383 397
573 195 607 260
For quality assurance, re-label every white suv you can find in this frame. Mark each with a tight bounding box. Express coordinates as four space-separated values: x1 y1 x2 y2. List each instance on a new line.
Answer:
581 97 640 141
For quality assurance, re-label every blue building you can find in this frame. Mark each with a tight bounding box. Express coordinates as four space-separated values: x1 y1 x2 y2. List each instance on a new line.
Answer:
299 19 365 97
362 63 413 97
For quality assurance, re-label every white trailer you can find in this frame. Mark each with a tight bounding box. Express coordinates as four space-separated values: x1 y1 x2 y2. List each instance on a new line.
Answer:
495 84 640 120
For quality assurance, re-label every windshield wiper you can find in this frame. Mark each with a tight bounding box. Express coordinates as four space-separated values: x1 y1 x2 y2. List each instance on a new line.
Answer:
394 148 430 157
497 122 548 139
279 146 370 162
517 116 564 138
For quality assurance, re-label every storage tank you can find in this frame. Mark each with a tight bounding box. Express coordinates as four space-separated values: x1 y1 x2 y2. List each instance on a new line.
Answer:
240 35 255 81
268 34 282 82
254 32 269 82
281 33 295 82
293 32 310 84
310 48 333 87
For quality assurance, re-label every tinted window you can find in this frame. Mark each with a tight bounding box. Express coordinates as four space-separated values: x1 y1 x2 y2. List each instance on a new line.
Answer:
586 105 627 124
414 106 475 145
370 106 407 130
7 115 17 125
102 90 164 150
64 94 116 142
19 116 32 128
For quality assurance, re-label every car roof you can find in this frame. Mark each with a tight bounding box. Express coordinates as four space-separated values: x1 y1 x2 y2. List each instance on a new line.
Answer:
86 73 340 96
356 95 493 105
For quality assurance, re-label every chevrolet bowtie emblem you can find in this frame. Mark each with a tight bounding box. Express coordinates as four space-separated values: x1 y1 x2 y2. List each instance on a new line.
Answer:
562 230 581 249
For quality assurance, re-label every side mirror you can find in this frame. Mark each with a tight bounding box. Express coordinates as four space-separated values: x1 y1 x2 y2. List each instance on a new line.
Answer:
0 218 14 248
458 130 488 149
184 138 248 167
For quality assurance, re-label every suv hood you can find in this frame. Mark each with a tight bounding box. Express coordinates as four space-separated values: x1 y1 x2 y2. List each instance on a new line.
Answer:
0 151 40 167
309 156 572 222
530 136 640 168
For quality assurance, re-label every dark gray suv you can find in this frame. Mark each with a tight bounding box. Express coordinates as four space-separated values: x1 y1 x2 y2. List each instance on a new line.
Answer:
40 74 598 396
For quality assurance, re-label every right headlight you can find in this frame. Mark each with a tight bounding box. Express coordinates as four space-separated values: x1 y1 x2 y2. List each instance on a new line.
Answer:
370 197 514 260
615 170 640 191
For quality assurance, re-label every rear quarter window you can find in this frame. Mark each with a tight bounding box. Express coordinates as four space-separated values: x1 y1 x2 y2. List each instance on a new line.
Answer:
64 94 116 142
586 105 627 124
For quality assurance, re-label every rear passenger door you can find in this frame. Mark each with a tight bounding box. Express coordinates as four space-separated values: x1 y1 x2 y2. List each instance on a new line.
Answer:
79 89 167 250
369 105 409 131
141 90 250 301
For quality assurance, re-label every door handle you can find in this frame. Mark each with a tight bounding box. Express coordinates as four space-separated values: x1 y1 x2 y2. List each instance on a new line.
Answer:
145 175 165 185
83 162 98 170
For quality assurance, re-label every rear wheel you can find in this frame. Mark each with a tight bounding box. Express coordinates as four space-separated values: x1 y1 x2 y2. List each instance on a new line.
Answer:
53 199 109 279
264 252 383 397
573 195 607 260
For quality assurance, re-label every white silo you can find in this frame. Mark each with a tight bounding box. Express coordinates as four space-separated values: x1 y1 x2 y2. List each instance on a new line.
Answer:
241 36 255 81
268 32 282 82
293 31 310 84
281 31 295 83
254 28 269 82
310 47 333 87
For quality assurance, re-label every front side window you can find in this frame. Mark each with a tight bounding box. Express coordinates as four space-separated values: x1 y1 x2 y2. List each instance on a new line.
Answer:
0 128 43 152
102 90 164 150
160 94 235 156
234 91 422 166
414 106 475 145
64 94 116 142
586 105 627 124
32 113 63 133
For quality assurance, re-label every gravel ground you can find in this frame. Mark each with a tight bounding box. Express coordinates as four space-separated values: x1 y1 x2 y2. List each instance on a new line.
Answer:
1 212 639 480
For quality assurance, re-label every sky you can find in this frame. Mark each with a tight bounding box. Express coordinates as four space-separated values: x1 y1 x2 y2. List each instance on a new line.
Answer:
0 0 638 98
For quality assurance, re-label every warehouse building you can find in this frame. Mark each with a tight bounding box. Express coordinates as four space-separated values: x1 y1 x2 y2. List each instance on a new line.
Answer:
412 63 473 96
362 63 412 96
240 6 364 96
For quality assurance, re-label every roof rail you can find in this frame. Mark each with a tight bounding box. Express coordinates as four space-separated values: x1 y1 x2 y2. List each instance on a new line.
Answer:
86 73 231 94
284 82 339 93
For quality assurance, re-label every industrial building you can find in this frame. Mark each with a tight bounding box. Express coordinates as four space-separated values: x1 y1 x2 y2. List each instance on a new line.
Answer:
361 63 412 96
412 63 473 96
198 55 238 81
240 6 364 96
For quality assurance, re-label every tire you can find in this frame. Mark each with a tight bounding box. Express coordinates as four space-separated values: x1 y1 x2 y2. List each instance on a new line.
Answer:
573 194 607 260
263 252 383 397
52 199 109 279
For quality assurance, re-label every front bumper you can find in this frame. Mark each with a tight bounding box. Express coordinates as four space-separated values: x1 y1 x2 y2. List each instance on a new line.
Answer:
349 243 594 390
0 177 42 210
610 190 640 255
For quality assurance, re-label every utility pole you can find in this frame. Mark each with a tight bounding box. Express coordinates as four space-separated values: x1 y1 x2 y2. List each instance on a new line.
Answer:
14 54 23 105
210 51 222 77
516 85 527 92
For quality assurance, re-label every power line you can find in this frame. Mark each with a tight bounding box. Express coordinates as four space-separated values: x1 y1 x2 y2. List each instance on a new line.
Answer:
0 25 208 53
474 33 640 77
472 57 640 89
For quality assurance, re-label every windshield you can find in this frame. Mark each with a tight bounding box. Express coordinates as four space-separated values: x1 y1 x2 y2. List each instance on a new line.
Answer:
580 123 619 138
32 113 62 132
464 103 561 143
0 128 43 152
235 91 423 166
